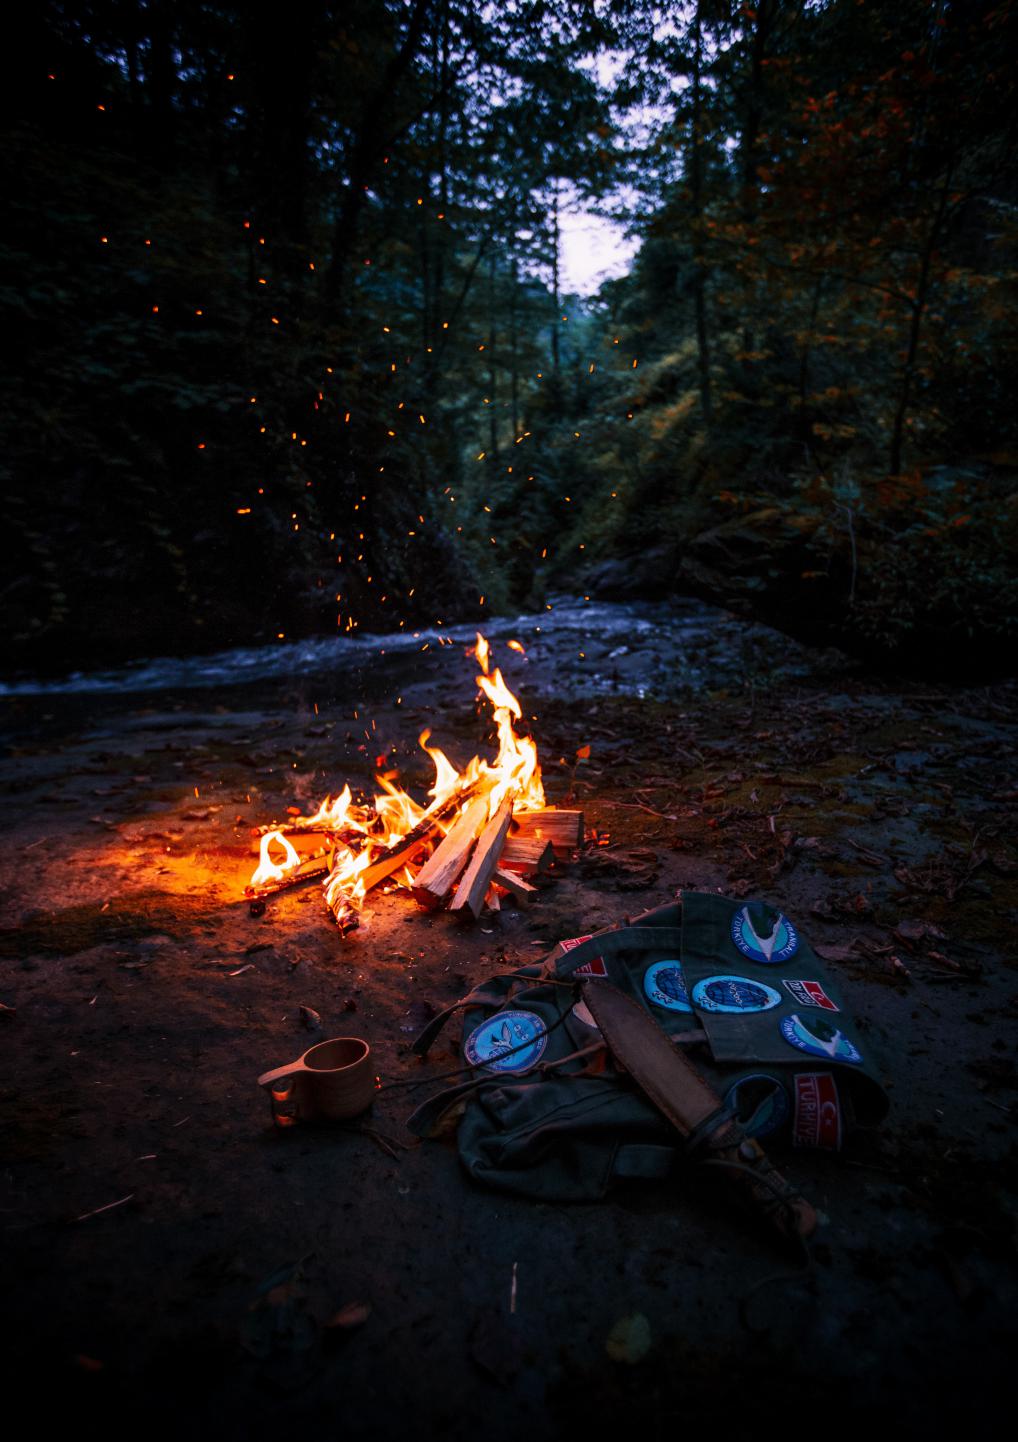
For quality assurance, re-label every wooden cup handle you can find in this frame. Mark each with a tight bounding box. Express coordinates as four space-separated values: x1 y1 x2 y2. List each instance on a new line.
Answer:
257 1060 308 1091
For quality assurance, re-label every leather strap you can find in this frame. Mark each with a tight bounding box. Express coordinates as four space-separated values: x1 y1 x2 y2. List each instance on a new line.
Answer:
583 980 817 1243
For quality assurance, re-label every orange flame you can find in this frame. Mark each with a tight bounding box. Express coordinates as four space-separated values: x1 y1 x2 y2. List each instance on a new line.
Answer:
251 830 302 888
248 634 544 921
474 632 491 674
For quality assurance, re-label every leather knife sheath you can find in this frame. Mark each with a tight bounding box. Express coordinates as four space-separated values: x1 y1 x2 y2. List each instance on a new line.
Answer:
584 980 817 1243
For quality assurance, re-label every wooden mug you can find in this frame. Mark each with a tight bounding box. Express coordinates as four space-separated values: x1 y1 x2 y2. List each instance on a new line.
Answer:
257 1037 374 1127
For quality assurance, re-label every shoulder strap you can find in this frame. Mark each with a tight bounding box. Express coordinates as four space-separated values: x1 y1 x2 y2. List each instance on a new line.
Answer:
410 966 544 1057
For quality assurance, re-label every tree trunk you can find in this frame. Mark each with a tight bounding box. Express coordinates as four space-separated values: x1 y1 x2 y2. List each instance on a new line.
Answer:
247 2 315 276
797 275 824 422
510 257 519 437
738 0 774 356
325 0 432 312
889 169 951 475
690 3 712 427
488 251 499 460
551 180 561 373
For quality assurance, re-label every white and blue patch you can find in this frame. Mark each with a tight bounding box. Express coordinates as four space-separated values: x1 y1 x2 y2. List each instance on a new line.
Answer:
464 1010 548 1074
643 960 693 1013
724 1074 790 1139
692 974 783 1014
731 904 799 964
780 1012 863 1065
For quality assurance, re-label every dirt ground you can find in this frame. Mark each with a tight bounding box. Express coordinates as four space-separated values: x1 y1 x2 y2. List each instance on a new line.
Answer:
1 610 1016 1440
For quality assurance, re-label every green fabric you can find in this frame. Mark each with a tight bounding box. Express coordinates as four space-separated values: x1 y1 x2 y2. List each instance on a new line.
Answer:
677 892 886 1122
408 895 888 1202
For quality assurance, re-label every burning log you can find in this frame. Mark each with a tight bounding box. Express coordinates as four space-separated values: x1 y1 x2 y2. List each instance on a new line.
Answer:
323 781 485 925
450 800 514 920
411 795 490 910
492 867 537 904
246 839 334 899
498 836 554 877
513 809 583 855
246 632 565 932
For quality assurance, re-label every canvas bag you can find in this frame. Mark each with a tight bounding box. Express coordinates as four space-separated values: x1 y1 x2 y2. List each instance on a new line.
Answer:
407 893 888 1203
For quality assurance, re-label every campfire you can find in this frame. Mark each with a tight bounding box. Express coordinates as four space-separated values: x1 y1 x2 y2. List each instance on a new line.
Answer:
247 635 582 930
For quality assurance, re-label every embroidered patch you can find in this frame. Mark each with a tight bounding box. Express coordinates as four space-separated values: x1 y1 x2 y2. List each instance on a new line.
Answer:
643 960 692 1013
731 904 799 964
464 1010 548 1074
793 1072 842 1150
783 978 839 1011
691 974 783 1014
558 934 607 978
780 1012 862 1065
724 1074 790 1139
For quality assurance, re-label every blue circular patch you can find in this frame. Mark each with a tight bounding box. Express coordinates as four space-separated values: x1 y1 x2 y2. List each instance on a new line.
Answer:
731 904 799 964
724 1073 790 1139
644 960 692 1013
780 1012 863 1065
464 1010 548 1074
691 974 783 1014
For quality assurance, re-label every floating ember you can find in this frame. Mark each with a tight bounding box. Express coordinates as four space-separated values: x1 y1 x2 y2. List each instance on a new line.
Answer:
247 635 581 931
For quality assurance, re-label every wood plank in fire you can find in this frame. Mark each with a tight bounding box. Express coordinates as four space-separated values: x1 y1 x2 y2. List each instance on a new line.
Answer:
498 835 554 876
449 800 514 920
411 795 489 909
513 809 583 855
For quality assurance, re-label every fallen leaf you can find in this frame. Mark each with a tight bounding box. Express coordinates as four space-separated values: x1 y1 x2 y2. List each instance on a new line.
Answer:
325 1301 371 1330
606 1312 652 1364
72 1354 105 1373
813 944 859 963
894 920 946 949
470 1311 522 1385
300 1005 322 1031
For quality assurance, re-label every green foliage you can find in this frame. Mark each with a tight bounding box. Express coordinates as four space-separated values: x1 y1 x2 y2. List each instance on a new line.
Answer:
492 0 1018 671
3 0 1016 676
2 0 614 671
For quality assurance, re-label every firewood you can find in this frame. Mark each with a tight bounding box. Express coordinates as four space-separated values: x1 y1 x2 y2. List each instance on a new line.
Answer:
498 836 554 876
513 809 583 854
484 884 501 913
492 867 537 903
411 795 489 909
354 781 482 896
250 828 335 855
357 820 440 893
450 800 514 920
245 845 334 898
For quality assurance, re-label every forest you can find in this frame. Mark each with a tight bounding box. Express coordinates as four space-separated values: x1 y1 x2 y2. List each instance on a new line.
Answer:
5 7 1018 1434
4 0 1017 676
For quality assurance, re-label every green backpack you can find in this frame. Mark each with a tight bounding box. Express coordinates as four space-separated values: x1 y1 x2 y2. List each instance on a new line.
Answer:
407 893 888 1203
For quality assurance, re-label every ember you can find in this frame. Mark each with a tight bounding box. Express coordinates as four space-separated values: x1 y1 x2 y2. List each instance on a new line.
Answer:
248 635 580 929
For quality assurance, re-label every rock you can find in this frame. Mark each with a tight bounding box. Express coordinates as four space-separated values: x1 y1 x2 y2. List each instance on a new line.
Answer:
581 545 678 601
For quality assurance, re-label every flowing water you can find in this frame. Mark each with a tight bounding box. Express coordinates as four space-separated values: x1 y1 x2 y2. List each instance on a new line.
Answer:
0 594 849 705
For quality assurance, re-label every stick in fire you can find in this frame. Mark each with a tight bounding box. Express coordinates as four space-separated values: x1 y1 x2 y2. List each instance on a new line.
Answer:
246 634 582 931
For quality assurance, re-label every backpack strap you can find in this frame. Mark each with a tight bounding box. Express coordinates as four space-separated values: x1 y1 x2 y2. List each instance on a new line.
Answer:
410 966 545 1057
406 1076 501 1138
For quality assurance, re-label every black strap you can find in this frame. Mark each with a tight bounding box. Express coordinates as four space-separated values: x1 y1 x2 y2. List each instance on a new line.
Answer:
683 1101 741 1157
410 972 542 1057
